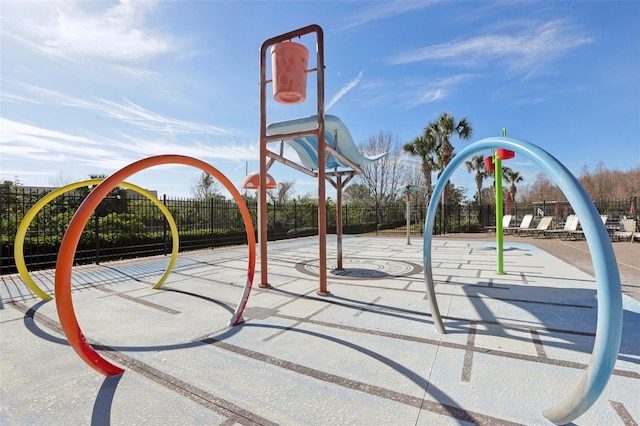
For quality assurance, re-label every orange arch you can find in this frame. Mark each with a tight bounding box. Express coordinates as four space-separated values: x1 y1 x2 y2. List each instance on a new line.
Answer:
54 155 256 376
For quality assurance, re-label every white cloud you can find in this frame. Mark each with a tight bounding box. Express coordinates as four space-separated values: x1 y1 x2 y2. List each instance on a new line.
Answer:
414 89 445 106
339 0 441 31
326 71 364 111
0 118 114 161
357 72 471 109
2 80 235 136
388 20 593 75
110 134 258 161
98 97 234 135
405 74 471 108
0 116 256 179
2 0 175 68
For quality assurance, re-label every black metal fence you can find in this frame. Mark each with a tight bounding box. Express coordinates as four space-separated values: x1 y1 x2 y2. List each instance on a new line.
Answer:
1 186 637 275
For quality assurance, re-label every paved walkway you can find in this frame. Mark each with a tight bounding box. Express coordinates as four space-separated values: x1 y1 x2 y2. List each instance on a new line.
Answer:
435 232 640 302
1 236 638 425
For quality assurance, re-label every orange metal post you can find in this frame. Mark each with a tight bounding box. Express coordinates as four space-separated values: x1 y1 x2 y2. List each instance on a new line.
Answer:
335 174 343 270
259 25 328 295
316 28 328 295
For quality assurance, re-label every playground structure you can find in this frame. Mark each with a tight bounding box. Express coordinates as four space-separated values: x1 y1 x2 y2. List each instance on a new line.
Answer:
14 179 180 301
423 136 623 424
258 25 386 293
52 155 256 376
11 24 625 425
489 128 514 275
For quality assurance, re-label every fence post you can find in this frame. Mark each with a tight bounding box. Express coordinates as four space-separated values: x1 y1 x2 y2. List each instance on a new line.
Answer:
214 197 215 248
163 194 167 255
375 202 379 236
94 213 100 265
313 203 317 232
632 196 638 232
271 201 276 241
293 199 297 235
467 204 470 232
344 204 348 231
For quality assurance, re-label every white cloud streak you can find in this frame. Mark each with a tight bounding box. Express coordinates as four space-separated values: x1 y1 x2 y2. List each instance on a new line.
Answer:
97 97 234 135
2 80 234 136
0 118 117 162
404 74 471 109
2 0 175 73
362 74 470 110
110 134 258 161
339 0 441 31
0 117 257 173
326 71 364 111
388 20 593 75
23 0 174 63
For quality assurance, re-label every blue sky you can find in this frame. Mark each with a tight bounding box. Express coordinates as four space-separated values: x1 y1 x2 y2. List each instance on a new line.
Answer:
1 1 639 200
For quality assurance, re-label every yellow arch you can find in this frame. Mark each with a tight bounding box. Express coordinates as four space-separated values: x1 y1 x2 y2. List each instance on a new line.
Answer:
14 179 179 300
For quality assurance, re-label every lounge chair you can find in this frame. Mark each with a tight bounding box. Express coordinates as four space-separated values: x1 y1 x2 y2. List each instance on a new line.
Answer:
544 214 579 239
569 214 607 240
614 219 637 242
486 215 512 233
504 214 533 235
525 216 554 238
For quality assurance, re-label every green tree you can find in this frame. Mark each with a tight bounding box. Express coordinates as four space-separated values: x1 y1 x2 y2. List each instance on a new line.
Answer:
359 131 406 204
503 167 524 202
403 133 437 203
465 154 486 204
423 112 472 233
192 172 221 200
427 112 473 173
425 112 473 205
78 174 128 217
0 180 18 213
268 180 295 205
343 183 371 204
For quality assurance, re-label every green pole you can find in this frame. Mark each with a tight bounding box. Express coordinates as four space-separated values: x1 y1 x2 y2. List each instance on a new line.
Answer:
495 128 506 274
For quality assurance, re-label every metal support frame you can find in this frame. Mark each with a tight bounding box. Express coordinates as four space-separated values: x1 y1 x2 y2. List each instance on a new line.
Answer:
493 150 505 274
259 25 329 295
326 172 355 270
406 192 412 245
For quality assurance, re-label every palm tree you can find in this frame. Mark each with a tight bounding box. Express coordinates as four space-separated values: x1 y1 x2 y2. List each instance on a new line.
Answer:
425 112 473 232
403 133 437 203
503 167 524 202
426 112 473 174
465 154 486 204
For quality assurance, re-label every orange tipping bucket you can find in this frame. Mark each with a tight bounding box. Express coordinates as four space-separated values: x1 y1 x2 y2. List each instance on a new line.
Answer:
497 148 515 160
271 41 309 104
483 156 495 172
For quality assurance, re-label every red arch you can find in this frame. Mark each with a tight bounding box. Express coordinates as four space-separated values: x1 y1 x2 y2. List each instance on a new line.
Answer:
54 155 256 376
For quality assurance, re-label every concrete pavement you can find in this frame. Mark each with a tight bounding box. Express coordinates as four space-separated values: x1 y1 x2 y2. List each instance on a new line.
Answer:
1 236 638 425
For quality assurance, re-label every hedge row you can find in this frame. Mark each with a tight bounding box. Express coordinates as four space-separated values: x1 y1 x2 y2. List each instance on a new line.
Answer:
1 228 250 274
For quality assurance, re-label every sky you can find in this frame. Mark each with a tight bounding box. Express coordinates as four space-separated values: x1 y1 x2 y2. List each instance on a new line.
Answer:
1 0 639 201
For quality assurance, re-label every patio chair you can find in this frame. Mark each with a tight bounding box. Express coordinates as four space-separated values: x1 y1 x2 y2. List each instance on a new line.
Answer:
614 219 637 242
569 214 607 240
526 216 554 238
505 214 533 235
544 214 579 239
485 214 512 233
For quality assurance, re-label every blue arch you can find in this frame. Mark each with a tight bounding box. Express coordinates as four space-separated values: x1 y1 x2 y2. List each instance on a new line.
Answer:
422 136 622 424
